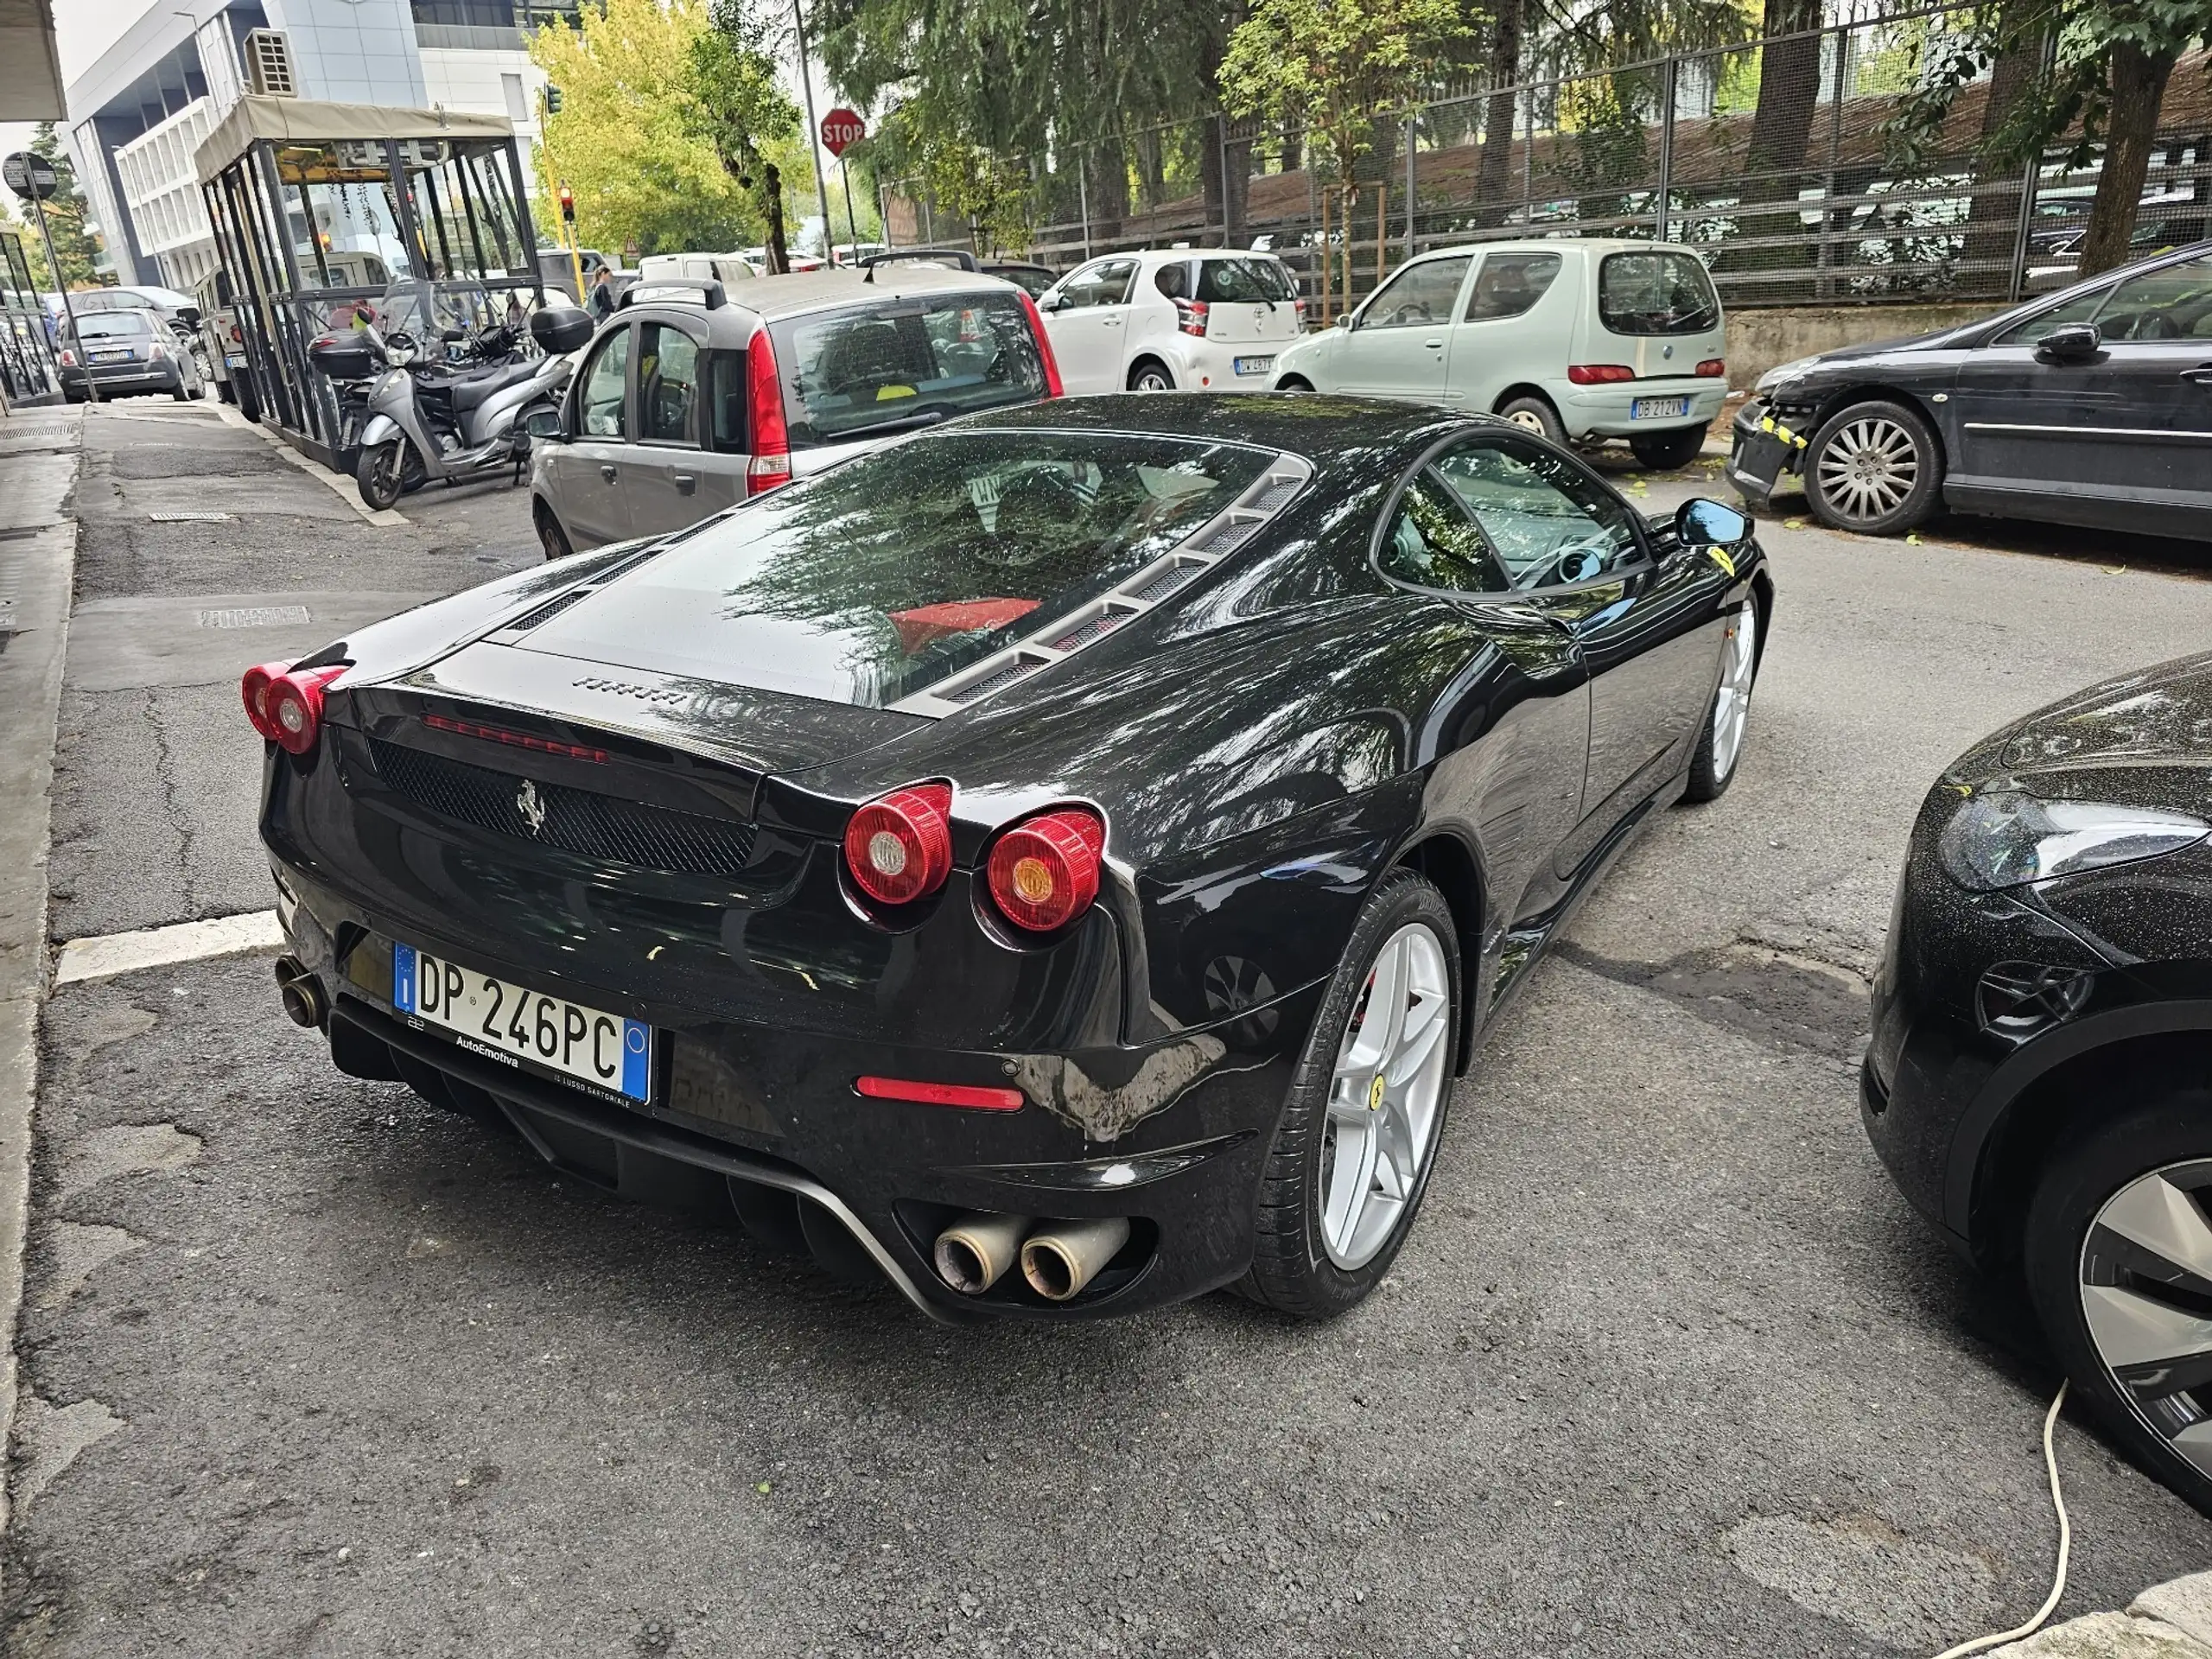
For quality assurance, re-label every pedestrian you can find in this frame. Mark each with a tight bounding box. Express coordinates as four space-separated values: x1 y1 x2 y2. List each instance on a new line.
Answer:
588 266 615 321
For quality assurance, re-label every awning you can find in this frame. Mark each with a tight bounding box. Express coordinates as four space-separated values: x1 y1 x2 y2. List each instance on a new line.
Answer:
0 0 65 121
195 95 515 186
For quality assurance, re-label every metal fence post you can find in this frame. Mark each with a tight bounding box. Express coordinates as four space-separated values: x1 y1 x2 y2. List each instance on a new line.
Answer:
1405 110 1418 260
2008 150 2039 303
1821 27 1846 301
1655 57 1675 242
1078 159 1091 263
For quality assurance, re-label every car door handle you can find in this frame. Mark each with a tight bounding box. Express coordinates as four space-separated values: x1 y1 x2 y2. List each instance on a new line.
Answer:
1425 339 1444 349
2183 368 2212 386
1103 318 1121 327
599 464 617 482
673 472 696 494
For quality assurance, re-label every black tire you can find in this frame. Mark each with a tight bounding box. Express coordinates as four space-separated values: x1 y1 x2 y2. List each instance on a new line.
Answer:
1497 394 1567 445
171 377 191 402
1681 598 1758 804
216 379 237 406
2024 1086 2212 1516
1803 398 1942 535
357 440 410 511
1630 425 1707 470
1128 359 1175 392
1238 868 1460 1319
536 503 575 561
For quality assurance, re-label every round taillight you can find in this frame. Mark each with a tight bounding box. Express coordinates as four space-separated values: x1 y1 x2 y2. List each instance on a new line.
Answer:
240 659 289 740
843 784 953 906
261 665 346 756
986 808 1105 933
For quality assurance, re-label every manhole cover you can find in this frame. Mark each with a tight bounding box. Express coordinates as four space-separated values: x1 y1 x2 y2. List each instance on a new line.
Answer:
196 606 310 630
149 511 235 524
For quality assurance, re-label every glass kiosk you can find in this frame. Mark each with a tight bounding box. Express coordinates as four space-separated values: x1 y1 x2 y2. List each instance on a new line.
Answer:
0 230 61 410
194 97 546 468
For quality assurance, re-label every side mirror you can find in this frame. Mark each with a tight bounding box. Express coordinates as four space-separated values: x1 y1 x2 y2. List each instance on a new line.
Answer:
1334 312 1353 329
522 406 565 441
1675 497 1750 550
2037 321 2102 361
177 306 201 327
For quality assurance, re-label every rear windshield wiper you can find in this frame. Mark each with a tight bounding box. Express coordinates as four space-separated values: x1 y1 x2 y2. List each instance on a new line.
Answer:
849 408 952 435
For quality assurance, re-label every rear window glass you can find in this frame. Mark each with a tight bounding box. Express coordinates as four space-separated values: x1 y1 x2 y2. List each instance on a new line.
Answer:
73 312 152 338
769 293 1050 449
532 431 1274 708
1599 251 1719 335
1194 257 1297 303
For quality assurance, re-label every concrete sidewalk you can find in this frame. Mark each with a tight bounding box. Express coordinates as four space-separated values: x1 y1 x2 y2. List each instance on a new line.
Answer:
0 403 83 1534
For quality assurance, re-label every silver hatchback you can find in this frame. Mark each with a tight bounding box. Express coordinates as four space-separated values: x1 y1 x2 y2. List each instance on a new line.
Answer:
529 268 1062 556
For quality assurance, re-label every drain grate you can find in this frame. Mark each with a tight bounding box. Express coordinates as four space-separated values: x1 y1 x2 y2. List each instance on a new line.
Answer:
197 605 310 630
149 511 236 524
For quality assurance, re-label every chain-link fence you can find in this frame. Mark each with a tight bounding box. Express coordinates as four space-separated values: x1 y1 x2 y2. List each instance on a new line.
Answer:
882 8 2212 313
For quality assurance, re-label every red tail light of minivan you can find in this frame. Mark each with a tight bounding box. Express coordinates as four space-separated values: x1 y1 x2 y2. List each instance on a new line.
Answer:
745 327 792 495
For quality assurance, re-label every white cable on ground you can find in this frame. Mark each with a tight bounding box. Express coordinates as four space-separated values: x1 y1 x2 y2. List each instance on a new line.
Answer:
1931 1379 2072 1659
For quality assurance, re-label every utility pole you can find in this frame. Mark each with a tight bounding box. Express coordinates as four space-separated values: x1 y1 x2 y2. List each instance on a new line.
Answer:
539 85 586 303
791 0 835 259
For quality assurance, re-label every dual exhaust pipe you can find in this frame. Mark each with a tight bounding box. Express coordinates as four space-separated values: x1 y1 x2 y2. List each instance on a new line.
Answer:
933 1212 1131 1302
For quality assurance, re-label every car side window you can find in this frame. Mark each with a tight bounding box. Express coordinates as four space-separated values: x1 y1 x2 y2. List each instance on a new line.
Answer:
1377 469 1510 594
708 350 745 450
1432 441 1643 589
1465 252 1562 321
638 321 701 445
577 326 630 439
1154 262 1189 300
2088 253 2212 340
1993 285 2110 346
1358 255 1471 329
1059 258 1137 308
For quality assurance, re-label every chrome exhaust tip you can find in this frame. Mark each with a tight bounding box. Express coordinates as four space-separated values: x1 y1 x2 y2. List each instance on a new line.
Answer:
273 955 326 1029
932 1211 1030 1295
1020 1217 1131 1302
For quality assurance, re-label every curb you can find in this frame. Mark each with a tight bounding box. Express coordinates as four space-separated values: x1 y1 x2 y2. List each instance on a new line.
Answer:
1980 1571 2212 1656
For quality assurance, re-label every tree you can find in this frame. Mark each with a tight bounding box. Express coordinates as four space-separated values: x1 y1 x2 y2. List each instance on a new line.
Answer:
527 0 758 257
1219 0 1470 317
26 124 102 289
687 0 806 270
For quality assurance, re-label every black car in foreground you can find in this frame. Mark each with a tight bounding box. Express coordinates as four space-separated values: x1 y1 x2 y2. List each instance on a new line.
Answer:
1728 240 2212 541
247 394 1770 1323
1869 651 2212 1510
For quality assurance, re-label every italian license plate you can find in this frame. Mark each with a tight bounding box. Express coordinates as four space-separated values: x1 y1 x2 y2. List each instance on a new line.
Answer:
392 942 651 1103
91 350 130 363
225 353 246 367
1233 355 1274 375
1631 396 1690 420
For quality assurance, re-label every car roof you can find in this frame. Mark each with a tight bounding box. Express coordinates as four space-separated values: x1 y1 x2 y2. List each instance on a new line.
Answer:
1398 237 1703 260
619 267 1031 335
958 390 1461 457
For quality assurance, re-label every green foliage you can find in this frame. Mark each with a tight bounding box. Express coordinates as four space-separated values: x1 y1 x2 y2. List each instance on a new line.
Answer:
24 124 102 289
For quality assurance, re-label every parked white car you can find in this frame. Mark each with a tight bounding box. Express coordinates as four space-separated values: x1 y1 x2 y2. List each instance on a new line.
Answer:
636 251 758 289
1037 249 1305 393
1270 238 1727 469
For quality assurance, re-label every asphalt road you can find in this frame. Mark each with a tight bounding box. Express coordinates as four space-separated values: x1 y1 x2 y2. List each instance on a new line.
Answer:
7 404 2209 1657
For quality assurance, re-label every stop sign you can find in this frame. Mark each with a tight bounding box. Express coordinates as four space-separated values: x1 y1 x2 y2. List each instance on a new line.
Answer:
820 108 866 158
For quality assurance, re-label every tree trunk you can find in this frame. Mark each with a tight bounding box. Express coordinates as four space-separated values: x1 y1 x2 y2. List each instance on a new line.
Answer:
1318 181 1332 321
2079 41 2176 276
1961 39 2043 285
1084 140 1128 245
1475 0 1522 226
1375 177 1389 295
760 161 789 274
1726 0 1824 277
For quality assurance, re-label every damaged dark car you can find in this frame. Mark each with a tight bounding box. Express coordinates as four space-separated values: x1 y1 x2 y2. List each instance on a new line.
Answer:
248 394 1772 1323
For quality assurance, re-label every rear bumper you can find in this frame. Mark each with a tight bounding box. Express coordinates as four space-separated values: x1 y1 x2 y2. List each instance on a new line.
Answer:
1560 380 1725 439
1168 338 1297 389
62 361 181 394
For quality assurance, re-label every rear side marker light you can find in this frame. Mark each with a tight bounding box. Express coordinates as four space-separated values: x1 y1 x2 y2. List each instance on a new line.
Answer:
855 1076 1025 1111
244 664 346 755
423 712 607 762
844 783 954 906
1695 358 1726 378
986 807 1105 933
1016 289 1065 398
1567 364 1637 385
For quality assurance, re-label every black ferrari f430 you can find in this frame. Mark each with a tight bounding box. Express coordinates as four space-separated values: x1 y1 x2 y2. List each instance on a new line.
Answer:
250 394 1771 1322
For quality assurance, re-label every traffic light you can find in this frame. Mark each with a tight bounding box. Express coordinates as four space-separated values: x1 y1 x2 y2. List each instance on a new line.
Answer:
557 184 575 224
543 85 563 115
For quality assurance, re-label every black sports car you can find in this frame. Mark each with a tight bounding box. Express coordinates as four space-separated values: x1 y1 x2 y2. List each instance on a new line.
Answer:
248 394 1771 1323
1868 651 2212 1510
1727 239 2212 541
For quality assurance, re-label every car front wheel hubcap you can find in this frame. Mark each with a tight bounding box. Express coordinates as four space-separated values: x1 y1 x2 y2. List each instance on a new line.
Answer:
1507 409 1548 435
1816 416 1918 521
1319 923 1452 1270
2080 1159 2212 1478
1712 600 1757 779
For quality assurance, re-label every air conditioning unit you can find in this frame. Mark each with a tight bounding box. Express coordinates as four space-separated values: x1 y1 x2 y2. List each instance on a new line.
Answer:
244 29 297 98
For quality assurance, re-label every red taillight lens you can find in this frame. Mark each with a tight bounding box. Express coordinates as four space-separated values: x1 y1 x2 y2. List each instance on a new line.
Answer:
745 326 791 496
1567 364 1637 385
1015 289 1065 398
1173 297 1211 338
1694 358 1726 378
240 659 290 740
843 783 954 906
986 807 1104 933
262 665 346 755
58 346 76 367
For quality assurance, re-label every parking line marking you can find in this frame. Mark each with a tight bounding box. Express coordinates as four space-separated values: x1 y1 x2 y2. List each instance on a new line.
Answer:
55 912 285 985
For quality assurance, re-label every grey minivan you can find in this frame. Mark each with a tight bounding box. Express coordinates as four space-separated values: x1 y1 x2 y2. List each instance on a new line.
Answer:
528 268 1062 557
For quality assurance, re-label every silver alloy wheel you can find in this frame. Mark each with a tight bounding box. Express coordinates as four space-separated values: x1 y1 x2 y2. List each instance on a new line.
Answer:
2080 1159 2212 1478
1712 599 1758 780
1133 365 1173 392
1319 921 1452 1269
1815 414 1919 523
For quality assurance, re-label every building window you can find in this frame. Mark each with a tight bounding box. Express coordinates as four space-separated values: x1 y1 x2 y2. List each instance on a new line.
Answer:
501 73 528 123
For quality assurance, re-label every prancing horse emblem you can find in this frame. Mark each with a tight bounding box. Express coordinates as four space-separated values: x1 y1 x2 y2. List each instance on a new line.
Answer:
516 778 547 835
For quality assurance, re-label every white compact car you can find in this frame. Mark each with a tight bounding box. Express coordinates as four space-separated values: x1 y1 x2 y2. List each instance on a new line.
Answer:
1038 249 1305 393
1270 238 1727 469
